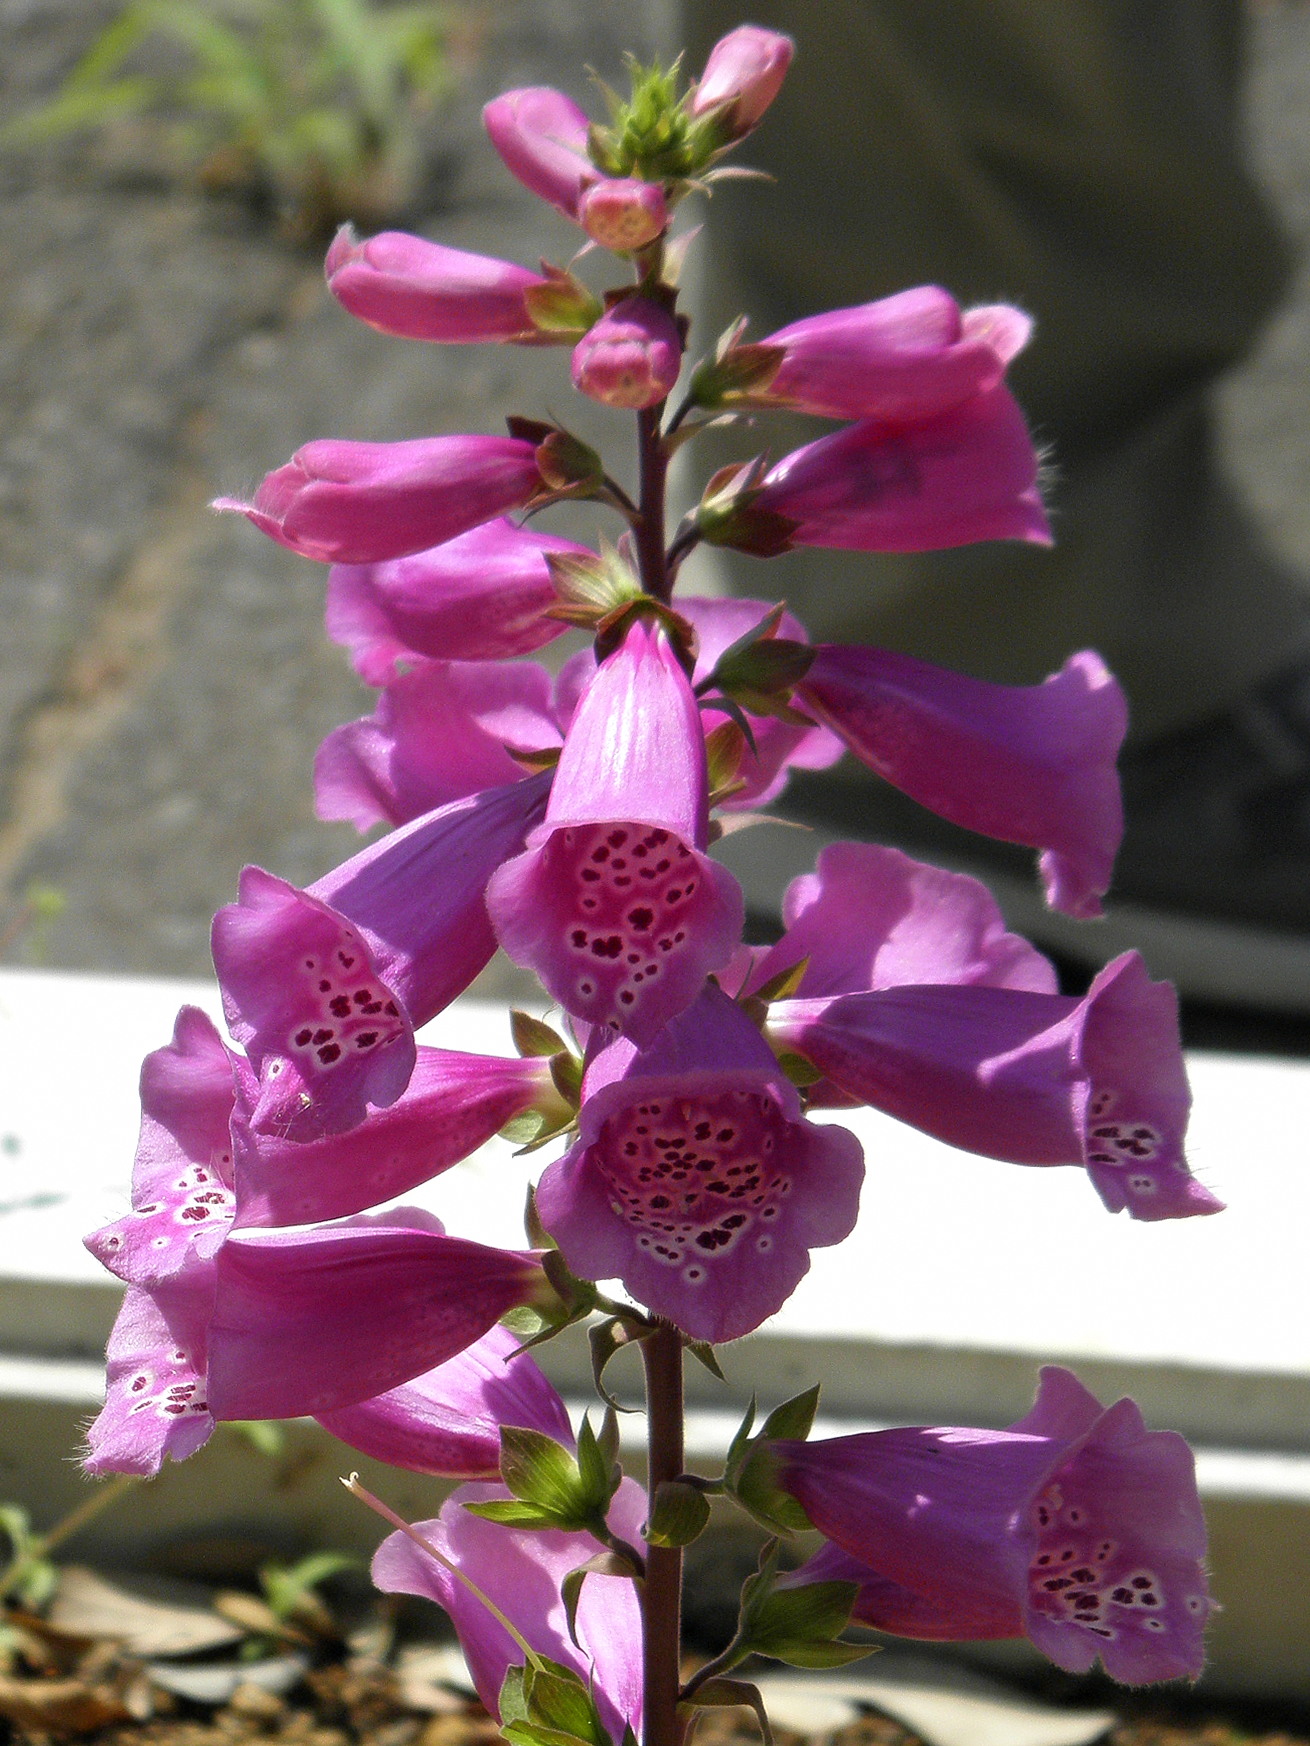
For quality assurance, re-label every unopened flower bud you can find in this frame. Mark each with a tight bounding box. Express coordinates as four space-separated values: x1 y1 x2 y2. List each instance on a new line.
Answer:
580 177 669 252
692 26 793 144
572 296 681 409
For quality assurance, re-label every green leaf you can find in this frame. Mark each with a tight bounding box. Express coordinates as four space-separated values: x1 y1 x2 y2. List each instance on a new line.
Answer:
500 1427 592 1518
560 1548 642 1650
644 1480 711 1549
724 1396 758 1477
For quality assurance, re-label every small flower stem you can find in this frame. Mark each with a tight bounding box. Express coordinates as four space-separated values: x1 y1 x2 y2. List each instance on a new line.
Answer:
635 404 671 602
342 1475 544 1670
0 1473 139 1605
642 1323 685 1746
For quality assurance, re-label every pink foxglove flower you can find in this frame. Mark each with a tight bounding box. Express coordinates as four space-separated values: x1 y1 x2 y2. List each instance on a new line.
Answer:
213 773 550 1140
768 950 1221 1220
325 519 589 680
84 1007 237 1290
230 1046 557 1227
214 436 542 565
795 646 1127 918
488 619 742 1044
759 288 1030 422
315 658 563 830
374 1476 648 1741
483 87 595 219
580 177 669 252
691 25 793 142
572 295 682 410
773 1366 1212 1685
746 841 1056 1002
206 1214 545 1420
317 1322 573 1478
717 385 1050 553
535 983 863 1342
326 227 547 343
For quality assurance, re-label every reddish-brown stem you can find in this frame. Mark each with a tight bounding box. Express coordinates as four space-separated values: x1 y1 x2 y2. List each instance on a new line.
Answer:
642 1323 685 1746
635 403 671 601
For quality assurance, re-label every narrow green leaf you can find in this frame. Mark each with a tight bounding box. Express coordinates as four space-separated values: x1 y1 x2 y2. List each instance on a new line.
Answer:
760 1384 821 1442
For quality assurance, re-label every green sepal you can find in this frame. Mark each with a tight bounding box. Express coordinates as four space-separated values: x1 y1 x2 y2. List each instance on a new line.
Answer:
679 1678 773 1746
734 1443 813 1534
500 1664 531 1727
685 1338 727 1382
645 1479 711 1548
740 1578 870 1669
575 1414 621 1514
512 1011 570 1058
589 1316 643 1411
465 1497 569 1529
688 334 786 409
775 1049 824 1090
723 1396 758 1476
522 1661 612 1746
524 262 603 336
748 957 811 1006
546 543 644 615
760 1384 820 1442
561 1548 643 1650
487 1424 611 1532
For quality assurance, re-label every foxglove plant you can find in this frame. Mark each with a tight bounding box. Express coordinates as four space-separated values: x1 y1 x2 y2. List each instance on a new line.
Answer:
86 25 1223 1744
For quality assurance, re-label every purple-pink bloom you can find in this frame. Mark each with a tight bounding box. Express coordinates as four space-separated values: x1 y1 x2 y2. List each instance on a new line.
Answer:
230 1046 555 1227
317 1322 573 1478
214 435 542 566
535 983 863 1342
483 87 595 219
747 841 1057 1002
487 620 742 1044
738 384 1050 553
691 25 793 141
796 646 1127 918
773 1366 1212 1685
767 950 1222 1220
325 226 547 344
213 773 550 1140
580 177 669 252
760 288 1030 423
85 1007 236 1290
207 1215 545 1419
326 519 589 680
678 596 843 807
85 1280 216 1476
315 658 562 830
571 295 682 410
374 1476 648 1739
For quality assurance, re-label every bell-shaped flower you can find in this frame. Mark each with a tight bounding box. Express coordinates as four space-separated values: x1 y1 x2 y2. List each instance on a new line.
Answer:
85 1006 237 1290
748 841 1056 1003
691 25 793 143
488 619 743 1044
772 1366 1212 1685
374 1476 648 1742
325 227 549 344
795 645 1127 918
214 435 542 566
213 772 551 1140
483 87 595 220
768 949 1221 1221
678 596 844 808
580 177 669 252
230 1045 559 1228
317 1321 573 1478
315 658 564 830
572 295 682 410
85 1278 217 1477
207 1214 546 1420
759 288 1030 423
325 519 589 680
710 385 1049 554
535 983 863 1342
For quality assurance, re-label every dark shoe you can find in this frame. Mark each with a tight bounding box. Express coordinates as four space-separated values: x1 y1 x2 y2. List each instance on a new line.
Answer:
712 660 1310 1013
